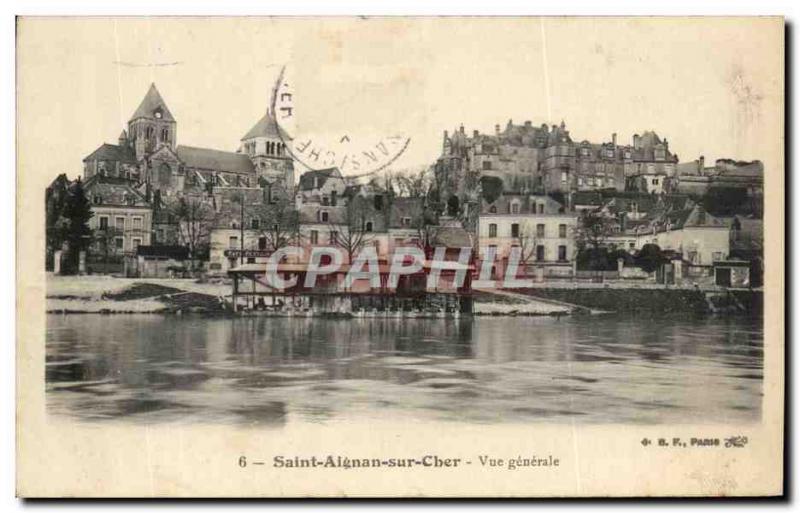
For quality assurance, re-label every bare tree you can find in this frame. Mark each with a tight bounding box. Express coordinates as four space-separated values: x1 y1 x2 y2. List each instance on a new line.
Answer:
253 194 299 254
93 226 124 265
329 196 375 263
392 166 434 199
574 210 617 252
515 222 539 266
169 195 217 270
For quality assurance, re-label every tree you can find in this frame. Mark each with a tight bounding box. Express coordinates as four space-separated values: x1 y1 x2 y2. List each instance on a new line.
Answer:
93 226 123 265
515 222 540 266
330 196 375 263
479 176 504 204
169 195 217 270
574 210 617 252
59 179 94 274
254 195 300 254
636 243 666 274
392 167 434 199
573 210 618 271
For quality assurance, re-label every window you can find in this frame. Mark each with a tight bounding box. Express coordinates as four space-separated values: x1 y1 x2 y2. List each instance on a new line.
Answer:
132 217 142 230
322 196 330 206
93 195 103 205
329 230 338 244
115 237 124 250
145 126 154 139
511 223 520 238
629 242 636 250
229 236 238 249
697 211 707 225
558 245 567 261
482 160 492 170
489 206 497 214
99 216 108 230
258 237 267 250
536 224 545 238
510 202 520 214
488 223 497 238
115 217 125 230
365 221 373 232
537 204 544 214
160 128 169 143
536 245 545 261
310 230 319 244
401 217 412 227
559 224 567 238
687 251 698 264
713 252 723 262
247 257 256 264
132 238 141 251
157 228 165 243
561 171 568 184
652 178 659 185
319 210 329 223
251 219 260 230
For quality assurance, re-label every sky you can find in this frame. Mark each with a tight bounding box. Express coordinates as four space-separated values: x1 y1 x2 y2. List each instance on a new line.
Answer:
17 17 783 186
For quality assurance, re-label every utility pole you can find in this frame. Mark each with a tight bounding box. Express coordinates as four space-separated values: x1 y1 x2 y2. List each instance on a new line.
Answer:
239 194 245 266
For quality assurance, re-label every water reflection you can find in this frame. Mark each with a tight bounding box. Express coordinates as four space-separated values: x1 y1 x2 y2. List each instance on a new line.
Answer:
46 314 763 426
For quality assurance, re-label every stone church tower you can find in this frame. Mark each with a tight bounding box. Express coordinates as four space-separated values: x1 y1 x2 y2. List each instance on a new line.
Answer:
127 83 177 161
240 109 295 191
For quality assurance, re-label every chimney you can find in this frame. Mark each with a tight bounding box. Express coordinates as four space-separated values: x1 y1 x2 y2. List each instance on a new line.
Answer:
612 132 617 146
524 120 532 127
698 155 705 174
495 124 501 135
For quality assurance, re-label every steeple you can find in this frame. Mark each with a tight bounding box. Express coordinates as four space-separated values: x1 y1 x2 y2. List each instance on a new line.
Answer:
127 83 177 160
240 107 294 190
129 83 175 123
241 109 282 141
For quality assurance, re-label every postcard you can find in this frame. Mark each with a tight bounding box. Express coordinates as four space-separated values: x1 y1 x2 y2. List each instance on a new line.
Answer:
16 16 784 497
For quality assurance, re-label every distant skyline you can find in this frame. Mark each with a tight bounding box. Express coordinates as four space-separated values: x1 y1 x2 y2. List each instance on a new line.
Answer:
18 17 782 183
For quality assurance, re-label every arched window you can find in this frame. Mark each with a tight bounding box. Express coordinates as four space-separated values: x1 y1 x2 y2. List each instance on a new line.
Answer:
145 126 155 140
489 205 497 214
160 128 169 143
365 221 373 232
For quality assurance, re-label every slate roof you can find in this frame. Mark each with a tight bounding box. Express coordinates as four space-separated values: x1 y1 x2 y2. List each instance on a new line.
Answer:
83 175 149 207
241 110 288 141
298 168 341 191
176 145 255 175
130 83 175 122
83 143 137 163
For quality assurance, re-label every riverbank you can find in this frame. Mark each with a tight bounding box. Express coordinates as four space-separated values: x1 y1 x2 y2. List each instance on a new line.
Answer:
46 274 229 314
46 275 761 317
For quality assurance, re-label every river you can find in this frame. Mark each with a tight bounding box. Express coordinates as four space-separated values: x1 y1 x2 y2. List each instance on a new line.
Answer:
45 314 763 426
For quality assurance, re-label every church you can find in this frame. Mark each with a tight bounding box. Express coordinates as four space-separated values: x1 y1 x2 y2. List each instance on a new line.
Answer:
82 83 295 199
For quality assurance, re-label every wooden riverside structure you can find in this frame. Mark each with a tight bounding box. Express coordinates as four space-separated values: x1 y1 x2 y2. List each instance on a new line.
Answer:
227 258 474 316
